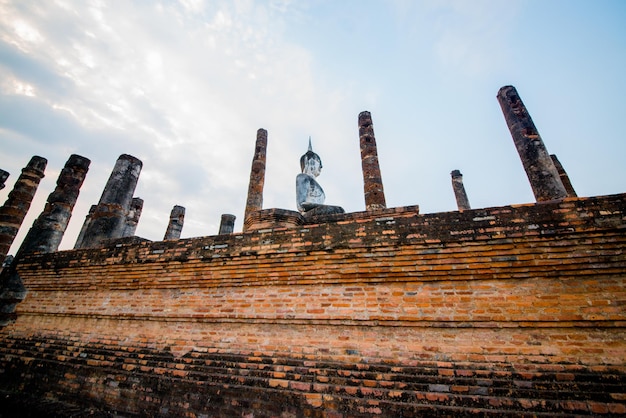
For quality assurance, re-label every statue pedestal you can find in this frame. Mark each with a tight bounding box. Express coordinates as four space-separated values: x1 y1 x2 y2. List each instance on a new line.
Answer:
244 209 305 232
302 205 345 218
243 206 346 232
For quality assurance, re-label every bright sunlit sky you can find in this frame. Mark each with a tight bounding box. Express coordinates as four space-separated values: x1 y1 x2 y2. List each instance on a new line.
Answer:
1 0 625 252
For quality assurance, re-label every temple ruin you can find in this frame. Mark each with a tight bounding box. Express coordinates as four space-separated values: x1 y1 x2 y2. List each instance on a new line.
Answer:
450 169 471 211
497 86 568 202
358 111 387 210
218 213 236 235
163 205 185 240
17 154 90 256
243 128 268 230
123 197 144 238
0 86 624 417
0 156 47 262
0 169 8 190
74 154 142 249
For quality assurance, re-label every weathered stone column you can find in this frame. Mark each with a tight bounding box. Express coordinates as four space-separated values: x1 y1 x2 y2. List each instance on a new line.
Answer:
74 205 96 249
358 111 386 210
450 170 471 211
163 205 185 240
17 154 90 255
550 154 577 198
497 86 567 202
0 156 47 261
243 128 268 231
0 157 47 326
77 154 142 248
0 170 9 190
218 214 236 235
122 197 144 237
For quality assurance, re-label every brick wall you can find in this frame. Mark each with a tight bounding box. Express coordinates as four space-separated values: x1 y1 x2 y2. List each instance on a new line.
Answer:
0 194 625 416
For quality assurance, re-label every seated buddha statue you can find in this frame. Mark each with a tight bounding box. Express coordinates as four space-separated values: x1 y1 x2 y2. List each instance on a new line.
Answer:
296 138 344 216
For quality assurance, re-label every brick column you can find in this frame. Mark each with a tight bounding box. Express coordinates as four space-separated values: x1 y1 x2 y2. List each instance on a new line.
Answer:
497 86 567 202
0 170 8 190
550 154 577 198
74 205 96 249
218 214 236 235
450 170 471 211
0 156 47 261
163 205 185 240
77 154 142 248
122 197 144 237
17 154 90 255
243 129 268 230
358 111 386 210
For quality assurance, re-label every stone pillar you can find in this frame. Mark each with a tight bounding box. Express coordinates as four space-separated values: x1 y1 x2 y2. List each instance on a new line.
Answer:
77 154 142 248
163 205 185 240
0 170 9 190
550 154 577 198
358 111 386 210
17 154 90 256
497 86 567 202
122 197 144 237
218 214 236 235
243 128 268 230
0 156 47 261
450 170 471 211
74 205 96 249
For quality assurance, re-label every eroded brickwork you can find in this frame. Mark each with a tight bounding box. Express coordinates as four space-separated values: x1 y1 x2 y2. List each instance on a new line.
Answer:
76 154 142 249
0 194 624 416
243 129 268 229
497 86 567 202
451 169 471 210
163 205 185 240
0 156 47 261
17 154 90 255
358 111 386 211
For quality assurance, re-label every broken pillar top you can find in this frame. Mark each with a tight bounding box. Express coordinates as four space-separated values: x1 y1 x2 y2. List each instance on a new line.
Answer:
98 154 143 206
243 129 268 228
163 205 185 240
25 156 48 175
17 154 90 256
77 154 142 249
450 169 471 211
0 170 9 190
358 111 386 210
218 214 236 235
497 85 568 202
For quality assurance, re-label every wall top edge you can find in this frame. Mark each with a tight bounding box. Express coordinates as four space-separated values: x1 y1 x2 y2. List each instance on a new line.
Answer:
19 193 626 268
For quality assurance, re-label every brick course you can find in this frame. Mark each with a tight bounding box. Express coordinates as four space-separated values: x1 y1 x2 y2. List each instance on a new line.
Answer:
0 193 625 416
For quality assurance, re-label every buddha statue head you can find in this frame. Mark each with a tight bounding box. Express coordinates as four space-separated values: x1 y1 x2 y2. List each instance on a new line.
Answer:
300 138 322 178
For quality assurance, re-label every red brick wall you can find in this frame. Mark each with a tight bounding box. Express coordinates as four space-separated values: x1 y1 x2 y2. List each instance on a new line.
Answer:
1 194 625 416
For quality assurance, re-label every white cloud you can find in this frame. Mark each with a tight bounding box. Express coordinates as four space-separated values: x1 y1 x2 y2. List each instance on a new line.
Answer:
1 74 35 97
179 0 206 15
13 19 43 44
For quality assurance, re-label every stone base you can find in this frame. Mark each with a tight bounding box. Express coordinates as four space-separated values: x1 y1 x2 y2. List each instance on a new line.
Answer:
302 205 345 221
243 209 305 232
244 207 347 231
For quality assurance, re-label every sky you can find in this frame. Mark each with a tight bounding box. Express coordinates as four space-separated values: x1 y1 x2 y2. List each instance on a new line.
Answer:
0 0 625 253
